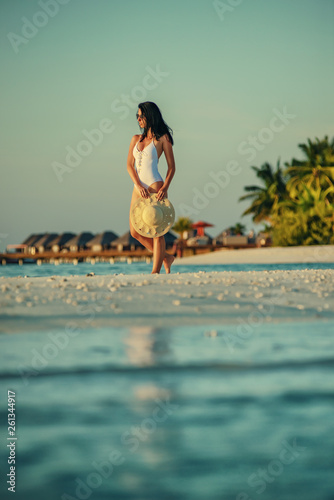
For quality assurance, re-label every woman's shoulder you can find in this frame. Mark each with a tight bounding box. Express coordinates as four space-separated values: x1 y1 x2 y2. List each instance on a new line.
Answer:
160 133 173 146
157 133 172 143
130 134 141 144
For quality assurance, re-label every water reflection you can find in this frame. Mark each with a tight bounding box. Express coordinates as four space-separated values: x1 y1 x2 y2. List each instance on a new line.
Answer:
0 322 333 499
123 325 171 368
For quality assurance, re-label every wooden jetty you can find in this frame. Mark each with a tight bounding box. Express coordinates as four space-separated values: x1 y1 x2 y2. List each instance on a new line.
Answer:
0 243 261 265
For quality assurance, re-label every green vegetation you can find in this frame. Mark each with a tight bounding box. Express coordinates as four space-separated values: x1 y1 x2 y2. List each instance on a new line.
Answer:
239 136 334 246
172 217 193 239
228 223 246 235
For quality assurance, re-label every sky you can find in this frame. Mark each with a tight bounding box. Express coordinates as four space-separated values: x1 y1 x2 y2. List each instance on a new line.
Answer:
1 0 334 251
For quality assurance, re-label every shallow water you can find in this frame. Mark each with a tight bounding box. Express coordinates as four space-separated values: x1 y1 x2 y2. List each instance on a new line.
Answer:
1 320 334 500
1 260 334 278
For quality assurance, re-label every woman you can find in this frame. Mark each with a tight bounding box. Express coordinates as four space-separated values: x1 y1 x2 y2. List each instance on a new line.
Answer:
127 102 176 274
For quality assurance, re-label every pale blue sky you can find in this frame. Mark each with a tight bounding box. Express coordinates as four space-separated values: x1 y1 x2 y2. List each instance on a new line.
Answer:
1 0 333 250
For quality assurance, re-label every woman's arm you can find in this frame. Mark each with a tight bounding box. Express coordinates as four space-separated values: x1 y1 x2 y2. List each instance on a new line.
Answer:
126 135 149 198
156 134 176 201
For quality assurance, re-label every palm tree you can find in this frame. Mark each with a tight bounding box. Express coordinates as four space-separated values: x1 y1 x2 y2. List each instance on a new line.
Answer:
172 217 193 240
229 223 246 235
239 159 288 223
277 184 334 217
272 184 334 245
285 136 334 198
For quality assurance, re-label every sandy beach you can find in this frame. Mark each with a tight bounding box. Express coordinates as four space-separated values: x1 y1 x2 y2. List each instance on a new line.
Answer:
1 265 333 333
174 244 334 265
1 246 333 333
1 248 334 500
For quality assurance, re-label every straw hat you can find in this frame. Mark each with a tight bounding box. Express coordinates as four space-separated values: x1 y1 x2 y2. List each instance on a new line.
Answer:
130 194 175 238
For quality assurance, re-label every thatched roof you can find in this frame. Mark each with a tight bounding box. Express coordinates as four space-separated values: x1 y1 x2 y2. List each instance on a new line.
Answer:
21 233 45 246
46 232 76 248
63 232 95 248
32 233 59 248
111 231 144 248
86 231 118 248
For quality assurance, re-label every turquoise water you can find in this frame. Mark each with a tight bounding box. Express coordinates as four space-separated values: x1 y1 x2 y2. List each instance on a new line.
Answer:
1 262 334 499
1 320 334 500
1 260 334 278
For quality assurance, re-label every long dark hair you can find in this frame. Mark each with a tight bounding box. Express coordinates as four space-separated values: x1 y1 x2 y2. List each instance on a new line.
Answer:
138 102 174 145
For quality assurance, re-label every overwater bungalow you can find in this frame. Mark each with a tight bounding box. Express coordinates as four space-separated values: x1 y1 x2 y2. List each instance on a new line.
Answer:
111 231 177 252
47 232 76 252
20 233 46 253
30 233 59 254
62 232 95 252
85 231 119 252
111 232 145 252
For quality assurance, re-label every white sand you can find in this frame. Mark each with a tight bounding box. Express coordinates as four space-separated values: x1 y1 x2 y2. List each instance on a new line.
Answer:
174 244 334 265
1 268 333 333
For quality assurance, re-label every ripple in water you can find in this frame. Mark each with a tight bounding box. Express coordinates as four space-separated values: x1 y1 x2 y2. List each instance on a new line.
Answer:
0 320 334 499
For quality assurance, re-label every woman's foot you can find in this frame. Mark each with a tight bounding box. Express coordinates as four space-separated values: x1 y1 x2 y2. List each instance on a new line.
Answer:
163 254 174 274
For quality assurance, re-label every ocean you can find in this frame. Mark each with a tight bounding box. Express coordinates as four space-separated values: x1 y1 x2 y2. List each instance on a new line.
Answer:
1 260 334 278
1 262 334 499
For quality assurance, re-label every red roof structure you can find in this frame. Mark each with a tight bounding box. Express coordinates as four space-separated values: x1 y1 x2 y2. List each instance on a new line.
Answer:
191 221 214 237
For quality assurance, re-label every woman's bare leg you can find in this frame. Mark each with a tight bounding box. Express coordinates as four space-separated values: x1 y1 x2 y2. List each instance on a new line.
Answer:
152 235 165 274
147 182 174 273
129 185 174 273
